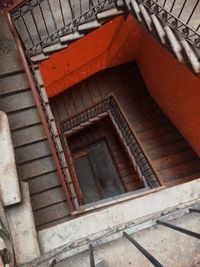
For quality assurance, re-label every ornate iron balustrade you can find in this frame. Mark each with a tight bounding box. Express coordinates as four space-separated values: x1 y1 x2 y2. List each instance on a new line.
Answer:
61 96 160 189
11 0 118 55
138 0 200 48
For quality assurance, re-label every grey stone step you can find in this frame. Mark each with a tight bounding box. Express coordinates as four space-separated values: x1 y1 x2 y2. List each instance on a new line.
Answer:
15 140 51 165
164 25 184 63
17 155 56 181
0 71 29 97
31 53 49 63
11 123 46 148
43 43 68 54
129 0 142 22
28 171 61 195
151 14 166 44
0 89 35 114
9 107 41 131
139 4 152 31
60 31 84 43
97 7 124 20
78 20 101 32
180 39 200 74
31 186 65 210
33 201 70 228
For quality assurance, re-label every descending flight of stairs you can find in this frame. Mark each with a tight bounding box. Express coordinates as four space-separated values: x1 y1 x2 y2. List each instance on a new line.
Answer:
11 0 200 75
0 15 76 230
125 0 200 74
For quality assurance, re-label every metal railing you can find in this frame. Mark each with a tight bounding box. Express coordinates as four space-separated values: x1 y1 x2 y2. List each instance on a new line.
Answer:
10 0 118 55
61 96 160 189
136 0 200 48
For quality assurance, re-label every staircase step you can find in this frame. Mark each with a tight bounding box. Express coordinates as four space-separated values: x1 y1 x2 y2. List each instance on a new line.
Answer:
164 26 184 62
31 186 65 211
152 149 197 171
17 155 56 181
0 89 35 114
28 171 61 195
97 7 124 20
31 53 49 63
78 20 101 32
151 14 166 44
180 39 200 74
15 140 51 165
139 4 152 31
138 123 175 142
0 71 29 97
9 107 41 131
60 32 84 43
12 123 46 148
143 132 182 152
148 140 189 160
43 43 68 54
34 201 70 228
130 0 142 21
160 159 200 181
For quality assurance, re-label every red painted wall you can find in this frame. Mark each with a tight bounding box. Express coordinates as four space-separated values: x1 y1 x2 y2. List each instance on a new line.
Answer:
137 30 200 156
39 14 200 156
39 15 143 97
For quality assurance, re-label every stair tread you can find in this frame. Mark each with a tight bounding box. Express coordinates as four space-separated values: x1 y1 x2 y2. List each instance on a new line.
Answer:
147 140 189 160
60 32 84 43
152 149 198 171
31 53 49 63
160 159 200 181
0 89 35 113
143 132 182 151
0 72 29 96
78 20 101 31
138 123 175 142
43 43 68 54
97 7 124 20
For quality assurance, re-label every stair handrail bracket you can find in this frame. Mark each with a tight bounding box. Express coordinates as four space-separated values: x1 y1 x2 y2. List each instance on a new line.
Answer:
138 0 200 48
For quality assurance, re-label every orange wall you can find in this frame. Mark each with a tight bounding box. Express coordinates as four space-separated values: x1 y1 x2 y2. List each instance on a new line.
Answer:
137 30 200 156
39 15 143 97
39 14 200 156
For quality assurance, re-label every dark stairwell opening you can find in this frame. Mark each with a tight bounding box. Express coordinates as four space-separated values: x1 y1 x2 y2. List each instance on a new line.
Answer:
67 116 145 206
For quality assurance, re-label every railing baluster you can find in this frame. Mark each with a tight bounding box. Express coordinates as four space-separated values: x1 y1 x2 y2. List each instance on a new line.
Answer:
68 0 75 19
177 0 187 18
189 208 200 213
123 232 163 267
47 0 57 31
157 220 200 239
89 244 95 267
186 0 200 25
170 0 177 12
58 0 65 26
21 16 34 46
30 9 42 42
39 3 49 36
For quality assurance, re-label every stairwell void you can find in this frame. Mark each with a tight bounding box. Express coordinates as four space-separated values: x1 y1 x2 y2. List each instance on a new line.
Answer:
50 63 200 210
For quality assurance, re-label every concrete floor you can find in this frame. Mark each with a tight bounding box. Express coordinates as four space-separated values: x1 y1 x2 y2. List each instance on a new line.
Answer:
56 213 200 267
